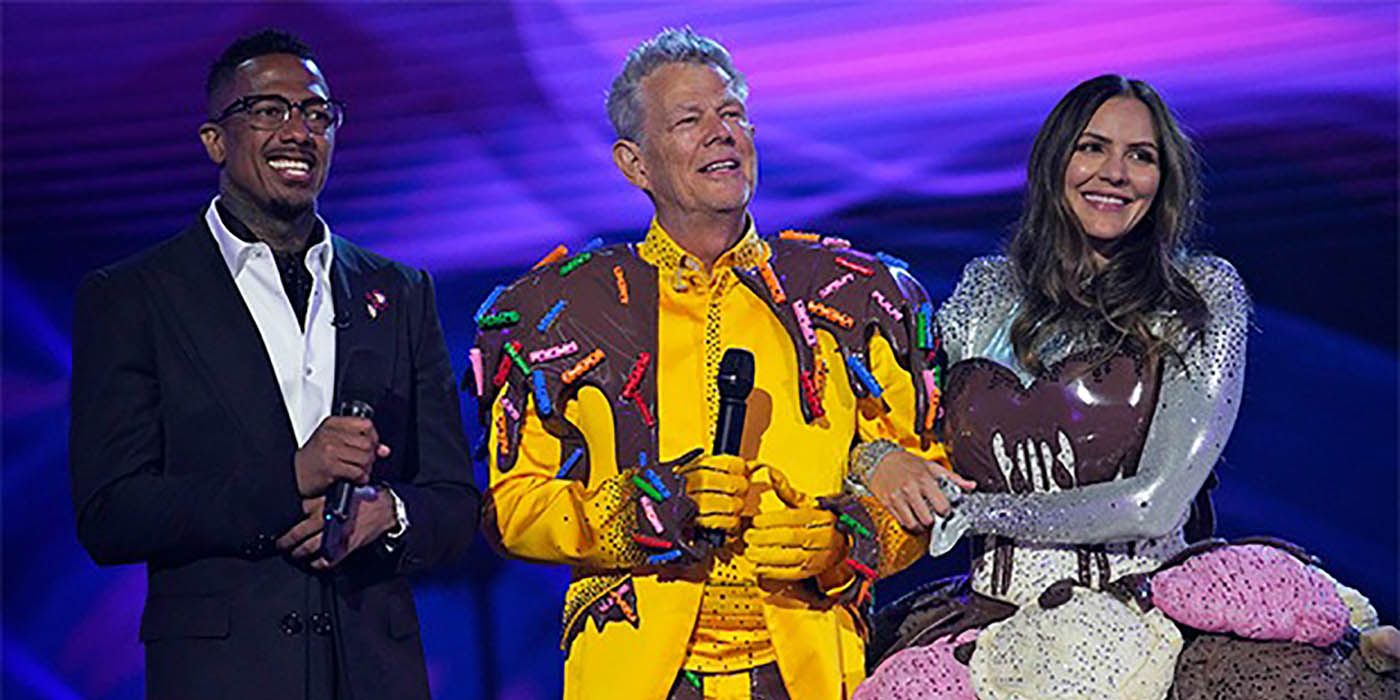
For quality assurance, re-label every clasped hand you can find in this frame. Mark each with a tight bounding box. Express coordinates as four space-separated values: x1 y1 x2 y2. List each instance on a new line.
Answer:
678 455 847 582
276 416 397 568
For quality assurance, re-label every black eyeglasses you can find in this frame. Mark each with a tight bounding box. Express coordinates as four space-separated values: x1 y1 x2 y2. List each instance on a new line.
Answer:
211 94 346 135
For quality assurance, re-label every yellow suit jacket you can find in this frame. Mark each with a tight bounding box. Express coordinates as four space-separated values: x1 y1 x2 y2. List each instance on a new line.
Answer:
478 221 942 699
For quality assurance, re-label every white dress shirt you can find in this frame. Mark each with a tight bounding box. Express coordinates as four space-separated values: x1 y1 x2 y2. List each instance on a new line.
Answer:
206 198 336 448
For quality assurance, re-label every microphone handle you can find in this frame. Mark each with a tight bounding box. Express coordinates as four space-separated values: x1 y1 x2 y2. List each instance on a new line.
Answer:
323 400 374 547
696 396 748 548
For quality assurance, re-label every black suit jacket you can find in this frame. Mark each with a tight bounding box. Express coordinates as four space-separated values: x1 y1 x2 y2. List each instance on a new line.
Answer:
69 212 479 699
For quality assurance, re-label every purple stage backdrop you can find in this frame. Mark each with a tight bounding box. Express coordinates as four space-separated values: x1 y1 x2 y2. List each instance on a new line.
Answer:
3 3 1396 699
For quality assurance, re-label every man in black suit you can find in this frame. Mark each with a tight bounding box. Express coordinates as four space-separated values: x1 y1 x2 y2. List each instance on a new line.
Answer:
68 30 478 699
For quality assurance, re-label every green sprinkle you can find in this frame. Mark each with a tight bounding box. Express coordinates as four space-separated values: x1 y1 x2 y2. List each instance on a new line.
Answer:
559 252 593 276
839 513 872 538
684 671 701 689
915 313 929 350
478 310 520 329
631 474 663 501
504 342 531 375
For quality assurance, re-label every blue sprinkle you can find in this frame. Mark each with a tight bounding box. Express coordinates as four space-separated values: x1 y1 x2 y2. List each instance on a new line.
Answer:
846 353 884 398
643 469 672 500
638 452 648 467
580 236 605 253
647 550 683 565
875 252 909 270
537 299 567 332
557 447 584 479
474 285 506 322
532 370 553 416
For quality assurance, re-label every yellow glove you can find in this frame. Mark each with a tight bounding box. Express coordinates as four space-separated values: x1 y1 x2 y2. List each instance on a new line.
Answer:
743 467 849 581
677 454 751 533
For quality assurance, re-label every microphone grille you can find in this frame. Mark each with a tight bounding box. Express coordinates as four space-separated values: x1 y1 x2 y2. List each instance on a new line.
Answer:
716 348 754 399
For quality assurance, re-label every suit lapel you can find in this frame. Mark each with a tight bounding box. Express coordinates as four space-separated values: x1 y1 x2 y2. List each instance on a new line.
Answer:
330 238 391 407
148 218 298 454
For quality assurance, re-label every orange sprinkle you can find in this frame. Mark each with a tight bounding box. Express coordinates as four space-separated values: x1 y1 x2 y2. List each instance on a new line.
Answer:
613 266 630 305
778 230 821 243
561 349 605 384
807 300 855 329
758 260 787 304
532 244 569 269
494 411 509 458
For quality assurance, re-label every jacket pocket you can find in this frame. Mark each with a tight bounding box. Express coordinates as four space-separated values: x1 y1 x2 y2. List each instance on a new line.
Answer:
139 595 231 641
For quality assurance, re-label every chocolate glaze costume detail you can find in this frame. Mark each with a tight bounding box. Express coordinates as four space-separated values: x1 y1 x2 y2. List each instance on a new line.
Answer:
855 256 1396 699
472 221 943 700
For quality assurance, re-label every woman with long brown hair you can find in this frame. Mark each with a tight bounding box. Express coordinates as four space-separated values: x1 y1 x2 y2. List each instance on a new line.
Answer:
850 75 1396 699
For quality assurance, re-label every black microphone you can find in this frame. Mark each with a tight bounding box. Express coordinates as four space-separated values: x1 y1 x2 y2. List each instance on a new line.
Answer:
713 348 754 457
319 349 381 562
698 348 754 548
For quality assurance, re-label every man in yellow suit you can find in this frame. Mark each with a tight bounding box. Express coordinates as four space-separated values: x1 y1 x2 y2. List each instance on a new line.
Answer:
471 27 966 699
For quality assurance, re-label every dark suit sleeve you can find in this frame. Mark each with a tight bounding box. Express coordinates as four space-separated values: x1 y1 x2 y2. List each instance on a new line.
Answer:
69 268 304 566
379 269 480 575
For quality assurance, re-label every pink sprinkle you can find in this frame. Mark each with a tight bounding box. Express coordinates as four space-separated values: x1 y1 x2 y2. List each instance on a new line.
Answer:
872 289 904 322
792 300 818 348
818 272 856 298
528 340 579 363
639 495 665 534
922 368 938 399
499 395 521 421
469 347 484 397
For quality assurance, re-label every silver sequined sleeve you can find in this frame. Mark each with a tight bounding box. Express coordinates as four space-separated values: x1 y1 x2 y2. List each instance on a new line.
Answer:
944 256 1251 546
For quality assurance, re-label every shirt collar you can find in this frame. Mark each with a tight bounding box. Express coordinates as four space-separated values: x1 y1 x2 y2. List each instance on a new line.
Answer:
205 196 334 278
637 215 769 284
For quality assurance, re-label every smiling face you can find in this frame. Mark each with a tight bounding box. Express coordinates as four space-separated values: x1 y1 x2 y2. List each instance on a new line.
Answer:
624 62 757 220
200 53 334 219
1064 96 1161 248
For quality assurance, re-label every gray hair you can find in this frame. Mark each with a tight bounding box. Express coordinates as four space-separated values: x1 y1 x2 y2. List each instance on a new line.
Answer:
606 26 749 142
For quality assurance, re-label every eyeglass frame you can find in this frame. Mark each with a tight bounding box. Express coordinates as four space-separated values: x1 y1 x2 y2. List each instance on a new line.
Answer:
208 93 347 134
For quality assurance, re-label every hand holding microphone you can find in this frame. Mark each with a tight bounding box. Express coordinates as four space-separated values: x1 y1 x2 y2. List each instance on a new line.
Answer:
293 410 390 497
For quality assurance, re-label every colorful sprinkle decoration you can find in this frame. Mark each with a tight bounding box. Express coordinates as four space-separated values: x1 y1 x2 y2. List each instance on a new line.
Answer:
759 260 787 304
468 347 484 397
613 266 630 305
778 230 821 243
871 289 904 322
528 340 579 364
631 474 664 502
846 558 877 579
639 495 665 533
477 310 520 330
492 347 513 387
838 513 873 538
559 251 592 276
503 340 532 375
499 394 521 421
799 369 826 419
916 302 935 349
875 251 909 269
474 285 506 322
632 394 656 427
647 550 683 565
533 244 568 269
557 447 584 479
642 469 672 500
536 299 567 332
820 236 851 250
580 236 604 253
532 370 552 416
818 272 855 299
834 256 875 277
684 671 703 689
791 299 818 348
561 348 605 384
846 353 884 398
620 352 652 399
807 300 855 329
632 533 672 550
